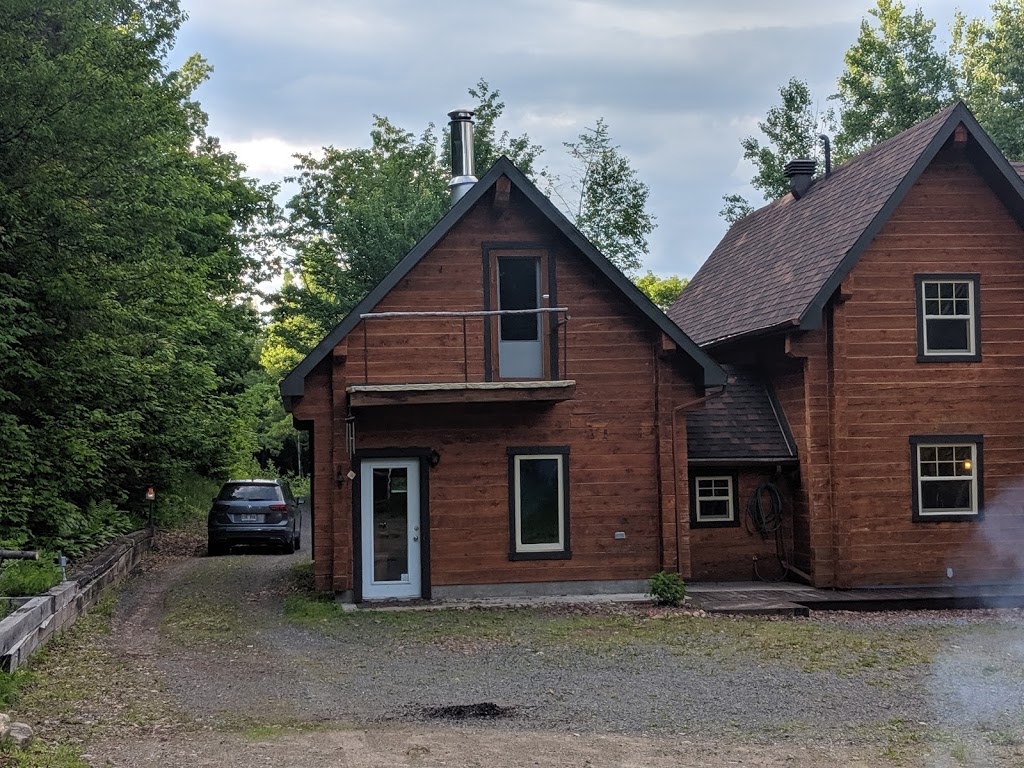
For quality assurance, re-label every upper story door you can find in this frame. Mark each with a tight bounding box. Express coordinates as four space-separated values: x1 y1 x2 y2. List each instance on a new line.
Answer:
497 255 543 378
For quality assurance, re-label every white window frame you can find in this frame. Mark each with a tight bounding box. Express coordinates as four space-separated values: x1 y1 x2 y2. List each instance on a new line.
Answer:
919 277 977 357
694 476 735 524
914 441 980 519
512 453 566 553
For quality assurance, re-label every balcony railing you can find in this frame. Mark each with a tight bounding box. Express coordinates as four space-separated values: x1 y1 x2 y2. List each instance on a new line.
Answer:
356 307 570 385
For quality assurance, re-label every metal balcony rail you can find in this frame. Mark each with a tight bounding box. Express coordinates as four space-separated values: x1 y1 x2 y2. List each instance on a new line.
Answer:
357 307 570 384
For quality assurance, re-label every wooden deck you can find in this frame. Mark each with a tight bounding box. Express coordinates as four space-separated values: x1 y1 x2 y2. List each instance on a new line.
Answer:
686 581 1024 616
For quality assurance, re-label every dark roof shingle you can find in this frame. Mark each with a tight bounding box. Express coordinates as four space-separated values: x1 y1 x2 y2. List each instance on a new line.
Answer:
686 366 796 463
669 103 963 346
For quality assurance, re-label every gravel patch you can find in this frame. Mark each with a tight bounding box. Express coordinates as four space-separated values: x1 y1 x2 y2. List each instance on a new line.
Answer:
14 520 1024 766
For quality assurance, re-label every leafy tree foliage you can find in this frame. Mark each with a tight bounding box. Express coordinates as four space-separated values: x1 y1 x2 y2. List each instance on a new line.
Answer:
726 0 1024 222
834 0 956 157
560 118 656 276
0 0 276 550
953 1 1024 160
634 271 689 311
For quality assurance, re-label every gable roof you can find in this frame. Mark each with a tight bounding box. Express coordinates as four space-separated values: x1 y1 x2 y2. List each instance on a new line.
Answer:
669 102 1024 346
686 365 797 464
281 156 726 409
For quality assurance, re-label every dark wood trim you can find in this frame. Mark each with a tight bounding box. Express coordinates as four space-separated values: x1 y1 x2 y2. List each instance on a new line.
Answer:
689 470 741 529
482 243 556 382
914 273 982 363
482 250 492 382
506 446 571 561
799 106 964 332
548 248 560 379
351 448 435 601
282 157 726 406
908 434 984 523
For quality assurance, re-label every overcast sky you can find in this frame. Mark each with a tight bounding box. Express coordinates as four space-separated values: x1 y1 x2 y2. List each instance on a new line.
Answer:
171 0 992 278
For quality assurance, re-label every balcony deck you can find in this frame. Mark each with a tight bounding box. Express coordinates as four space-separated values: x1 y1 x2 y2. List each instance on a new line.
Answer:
347 379 576 408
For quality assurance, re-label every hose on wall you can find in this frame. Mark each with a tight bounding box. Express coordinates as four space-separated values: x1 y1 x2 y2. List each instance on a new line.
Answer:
746 482 790 582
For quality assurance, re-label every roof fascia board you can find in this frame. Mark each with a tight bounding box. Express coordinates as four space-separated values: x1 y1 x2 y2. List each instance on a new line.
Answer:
282 156 725 408
799 106 969 331
279 160 511 403
497 163 726 387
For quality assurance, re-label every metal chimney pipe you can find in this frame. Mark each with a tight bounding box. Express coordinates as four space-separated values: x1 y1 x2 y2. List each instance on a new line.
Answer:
448 109 476 205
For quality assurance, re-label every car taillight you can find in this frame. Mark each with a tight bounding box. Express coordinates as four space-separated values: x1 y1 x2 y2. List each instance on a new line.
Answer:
269 504 288 512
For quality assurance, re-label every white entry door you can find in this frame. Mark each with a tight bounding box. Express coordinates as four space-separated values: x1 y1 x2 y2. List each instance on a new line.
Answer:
360 459 421 599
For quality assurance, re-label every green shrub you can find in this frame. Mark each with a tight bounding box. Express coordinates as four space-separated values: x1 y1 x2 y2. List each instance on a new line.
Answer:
648 571 686 606
0 556 62 597
157 473 222 528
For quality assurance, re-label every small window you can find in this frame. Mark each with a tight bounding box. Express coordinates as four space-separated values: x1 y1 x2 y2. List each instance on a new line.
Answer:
910 436 983 521
916 275 980 361
508 447 570 559
691 475 738 527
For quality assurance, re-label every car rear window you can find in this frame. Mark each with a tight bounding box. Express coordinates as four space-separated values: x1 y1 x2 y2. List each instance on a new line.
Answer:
218 483 282 502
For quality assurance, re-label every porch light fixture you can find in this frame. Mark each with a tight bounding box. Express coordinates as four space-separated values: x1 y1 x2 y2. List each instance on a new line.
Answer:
429 449 441 468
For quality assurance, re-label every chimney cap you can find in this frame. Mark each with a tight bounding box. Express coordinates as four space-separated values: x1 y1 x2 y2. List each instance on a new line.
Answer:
448 108 475 121
783 159 817 178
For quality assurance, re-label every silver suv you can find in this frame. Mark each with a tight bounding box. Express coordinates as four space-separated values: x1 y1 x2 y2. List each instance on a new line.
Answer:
207 479 301 556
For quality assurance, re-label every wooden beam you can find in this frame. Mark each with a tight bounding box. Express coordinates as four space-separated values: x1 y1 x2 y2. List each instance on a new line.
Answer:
494 175 511 208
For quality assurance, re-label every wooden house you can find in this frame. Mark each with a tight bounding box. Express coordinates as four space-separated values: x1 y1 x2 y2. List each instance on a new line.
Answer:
670 102 1024 588
280 112 727 599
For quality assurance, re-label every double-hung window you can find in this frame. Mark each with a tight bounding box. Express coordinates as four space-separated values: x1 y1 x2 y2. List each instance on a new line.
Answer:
691 475 738 527
508 447 570 559
910 436 983 521
915 275 980 361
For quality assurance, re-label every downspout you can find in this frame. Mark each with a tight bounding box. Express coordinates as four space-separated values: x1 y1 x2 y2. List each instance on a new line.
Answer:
670 382 727 574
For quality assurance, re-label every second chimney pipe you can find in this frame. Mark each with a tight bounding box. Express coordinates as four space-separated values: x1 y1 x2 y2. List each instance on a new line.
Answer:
448 109 476 205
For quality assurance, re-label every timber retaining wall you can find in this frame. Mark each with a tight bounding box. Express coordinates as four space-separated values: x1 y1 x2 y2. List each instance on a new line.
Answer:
0 528 153 672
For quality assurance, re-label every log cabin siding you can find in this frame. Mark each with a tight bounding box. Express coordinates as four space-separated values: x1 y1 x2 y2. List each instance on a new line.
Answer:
829 145 1024 586
293 183 701 593
688 468 797 581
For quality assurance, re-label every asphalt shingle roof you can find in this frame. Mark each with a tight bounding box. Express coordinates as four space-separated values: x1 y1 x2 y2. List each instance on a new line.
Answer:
669 103 961 346
686 365 796 462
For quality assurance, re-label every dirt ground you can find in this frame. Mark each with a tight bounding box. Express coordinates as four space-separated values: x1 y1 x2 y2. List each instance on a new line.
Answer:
9 522 1024 767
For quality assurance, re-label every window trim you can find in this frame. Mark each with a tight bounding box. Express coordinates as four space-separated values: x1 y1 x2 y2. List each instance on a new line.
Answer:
507 446 571 560
915 274 981 362
689 473 740 528
482 243 558 382
909 435 984 522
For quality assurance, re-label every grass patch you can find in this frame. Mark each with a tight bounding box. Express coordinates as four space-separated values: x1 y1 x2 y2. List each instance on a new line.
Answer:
0 669 34 709
0 742 89 768
985 729 1024 747
281 603 959 675
0 559 62 598
161 590 243 644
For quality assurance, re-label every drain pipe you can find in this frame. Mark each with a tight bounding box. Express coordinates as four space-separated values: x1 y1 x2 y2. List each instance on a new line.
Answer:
670 384 727 574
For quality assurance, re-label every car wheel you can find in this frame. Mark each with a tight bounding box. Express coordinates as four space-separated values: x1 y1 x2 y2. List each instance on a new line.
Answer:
208 541 228 557
282 537 296 555
293 532 301 551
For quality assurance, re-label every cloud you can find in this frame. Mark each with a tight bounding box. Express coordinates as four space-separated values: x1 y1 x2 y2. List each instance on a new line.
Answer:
221 137 316 178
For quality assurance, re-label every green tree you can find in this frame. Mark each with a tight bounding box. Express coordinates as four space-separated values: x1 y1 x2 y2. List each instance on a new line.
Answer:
721 78 832 220
0 0 276 549
953 1 1024 160
634 271 689 311
834 0 956 157
561 118 655 276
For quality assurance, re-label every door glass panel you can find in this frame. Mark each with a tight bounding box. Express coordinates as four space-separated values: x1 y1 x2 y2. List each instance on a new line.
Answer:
372 467 409 582
498 258 539 341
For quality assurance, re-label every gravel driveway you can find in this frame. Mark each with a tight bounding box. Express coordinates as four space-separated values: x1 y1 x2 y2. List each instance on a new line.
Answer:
10 520 1024 767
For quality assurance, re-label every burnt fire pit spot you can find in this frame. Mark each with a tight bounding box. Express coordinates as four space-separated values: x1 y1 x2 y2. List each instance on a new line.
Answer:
422 702 512 720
